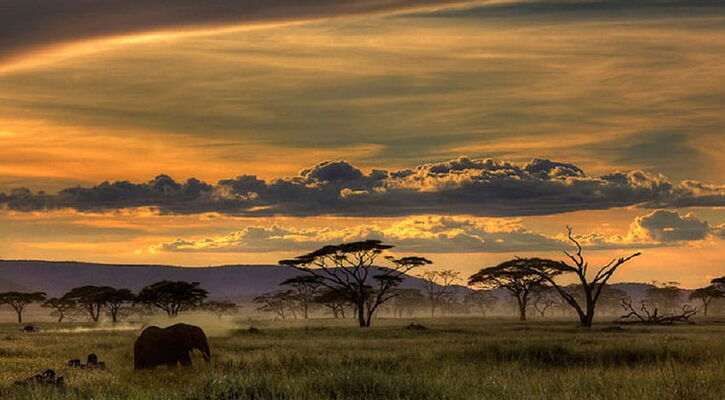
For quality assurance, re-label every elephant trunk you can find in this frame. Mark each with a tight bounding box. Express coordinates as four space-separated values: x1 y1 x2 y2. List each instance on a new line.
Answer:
200 343 211 362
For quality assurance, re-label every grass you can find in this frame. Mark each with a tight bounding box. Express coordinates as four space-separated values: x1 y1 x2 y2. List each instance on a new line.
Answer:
0 317 723 399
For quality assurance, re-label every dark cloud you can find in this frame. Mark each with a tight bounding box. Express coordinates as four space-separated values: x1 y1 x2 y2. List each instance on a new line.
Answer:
1 157 722 217
0 0 462 64
635 210 711 242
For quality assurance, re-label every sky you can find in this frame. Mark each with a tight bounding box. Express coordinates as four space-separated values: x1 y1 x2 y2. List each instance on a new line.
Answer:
0 0 723 288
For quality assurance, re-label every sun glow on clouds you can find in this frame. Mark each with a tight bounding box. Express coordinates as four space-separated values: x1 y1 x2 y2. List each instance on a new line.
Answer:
0 1 722 287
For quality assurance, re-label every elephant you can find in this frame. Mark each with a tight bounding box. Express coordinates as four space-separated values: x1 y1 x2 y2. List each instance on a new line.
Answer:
133 323 210 369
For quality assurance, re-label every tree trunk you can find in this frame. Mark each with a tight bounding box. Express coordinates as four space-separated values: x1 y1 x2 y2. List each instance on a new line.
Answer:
16 311 22 324
518 298 527 321
357 303 367 327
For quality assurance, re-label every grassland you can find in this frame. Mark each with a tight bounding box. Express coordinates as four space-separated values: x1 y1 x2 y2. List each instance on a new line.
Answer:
0 317 723 400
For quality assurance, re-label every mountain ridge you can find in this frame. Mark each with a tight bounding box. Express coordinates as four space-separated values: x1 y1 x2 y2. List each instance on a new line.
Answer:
0 260 684 301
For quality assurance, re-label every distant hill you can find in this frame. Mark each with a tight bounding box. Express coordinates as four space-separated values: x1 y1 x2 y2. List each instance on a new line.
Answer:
0 260 685 302
0 260 458 300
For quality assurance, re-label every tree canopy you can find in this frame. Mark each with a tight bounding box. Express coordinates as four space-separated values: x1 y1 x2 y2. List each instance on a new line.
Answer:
136 281 208 316
0 291 46 323
280 240 431 327
468 260 550 321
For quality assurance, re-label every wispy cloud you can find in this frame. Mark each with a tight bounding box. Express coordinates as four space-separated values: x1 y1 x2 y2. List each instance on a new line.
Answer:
0 0 467 65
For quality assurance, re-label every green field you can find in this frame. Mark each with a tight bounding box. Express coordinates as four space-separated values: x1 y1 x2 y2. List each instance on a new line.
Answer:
1 318 723 400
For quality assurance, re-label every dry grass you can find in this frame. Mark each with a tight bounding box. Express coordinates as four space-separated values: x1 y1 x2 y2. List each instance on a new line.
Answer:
0 317 723 399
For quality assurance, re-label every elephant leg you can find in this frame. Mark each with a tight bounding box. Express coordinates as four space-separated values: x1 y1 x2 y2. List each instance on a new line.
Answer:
179 351 192 366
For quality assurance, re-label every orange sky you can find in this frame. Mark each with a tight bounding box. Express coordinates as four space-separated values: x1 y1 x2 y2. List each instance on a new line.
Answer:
0 0 723 288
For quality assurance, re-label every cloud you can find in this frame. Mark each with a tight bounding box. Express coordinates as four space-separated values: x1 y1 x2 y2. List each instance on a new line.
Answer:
1 157 723 217
151 210 724 254
151 215 565 253
570 210 722 248
0 0 464 65
634 210 711 242
409 0 723 20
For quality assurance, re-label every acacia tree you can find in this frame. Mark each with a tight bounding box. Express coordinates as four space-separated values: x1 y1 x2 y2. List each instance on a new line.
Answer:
97 288 136 323
468 263 549 321
279 240 431 327
137 281 208 317
280 275 322 319
515 227 641 328
387 288 425 318
463 290 498 316
43 297 77 322
203 301 238 319
646 281 682 313
254 291 297 320
0 292 46 323
689 285 722 316
313 289 351 319
419 269 460 317
63 286 113 322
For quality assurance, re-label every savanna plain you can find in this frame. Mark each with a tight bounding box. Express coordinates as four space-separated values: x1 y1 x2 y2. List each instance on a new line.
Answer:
1 317 723 400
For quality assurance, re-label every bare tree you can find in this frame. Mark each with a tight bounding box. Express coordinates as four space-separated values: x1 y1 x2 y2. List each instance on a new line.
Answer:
418 269 460 317
468 262 550 321
0 292 46 323
619 298 696 325
516 227 641 328
280 240 431 327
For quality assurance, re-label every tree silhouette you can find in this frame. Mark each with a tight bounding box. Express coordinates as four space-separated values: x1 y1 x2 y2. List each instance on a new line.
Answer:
203 300 238 319
42 297 77 322
313 288 351 319
63 286 114 322
280 240 431 327
0 292 46 323
463 290 498 316
689 285 722 316
645 281 682 313
531 286 559 318
280 275 322 319
468 263 549 321
514 227 640 328
136 281 208 317
254 290 297 320
387 288 425 318
97 288 135 323
419 269 460 317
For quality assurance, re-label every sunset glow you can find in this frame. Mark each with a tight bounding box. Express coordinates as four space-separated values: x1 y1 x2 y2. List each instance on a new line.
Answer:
1 0 723 288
